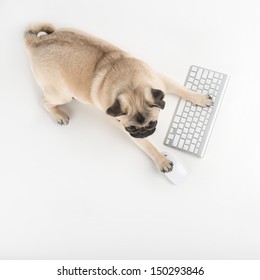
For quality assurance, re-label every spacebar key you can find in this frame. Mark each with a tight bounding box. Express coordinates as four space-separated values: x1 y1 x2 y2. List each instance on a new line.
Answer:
176 99 186 116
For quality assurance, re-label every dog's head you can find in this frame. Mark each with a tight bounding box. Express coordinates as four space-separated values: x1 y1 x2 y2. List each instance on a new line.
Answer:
106 88 165 138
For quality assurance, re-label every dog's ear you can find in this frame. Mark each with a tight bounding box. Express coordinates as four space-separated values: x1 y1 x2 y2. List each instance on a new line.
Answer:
151 89 165 109
106 99 124 117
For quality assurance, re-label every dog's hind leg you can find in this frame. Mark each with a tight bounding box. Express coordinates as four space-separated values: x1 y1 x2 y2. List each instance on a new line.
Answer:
41 87 72 125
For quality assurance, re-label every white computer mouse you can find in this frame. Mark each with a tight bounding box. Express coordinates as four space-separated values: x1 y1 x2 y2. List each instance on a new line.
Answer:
163 152 188 184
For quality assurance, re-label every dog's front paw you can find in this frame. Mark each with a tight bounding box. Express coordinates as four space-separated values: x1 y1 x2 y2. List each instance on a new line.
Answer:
194 94 213 107
158 154 173 173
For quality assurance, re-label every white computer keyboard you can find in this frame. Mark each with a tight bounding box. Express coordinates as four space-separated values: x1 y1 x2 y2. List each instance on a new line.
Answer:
164 65 229 157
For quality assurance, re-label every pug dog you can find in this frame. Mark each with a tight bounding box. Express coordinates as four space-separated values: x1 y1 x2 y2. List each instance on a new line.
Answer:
24 24 213 173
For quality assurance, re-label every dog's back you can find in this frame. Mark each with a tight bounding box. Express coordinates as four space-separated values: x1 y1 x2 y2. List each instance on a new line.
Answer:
24 24 126 103
24 24 159 106
24 23 119 53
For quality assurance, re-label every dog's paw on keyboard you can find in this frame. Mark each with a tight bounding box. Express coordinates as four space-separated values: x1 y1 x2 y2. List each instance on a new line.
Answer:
194 93 214 107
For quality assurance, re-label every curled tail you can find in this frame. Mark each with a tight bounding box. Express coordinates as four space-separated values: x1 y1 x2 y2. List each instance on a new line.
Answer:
24 23 55 50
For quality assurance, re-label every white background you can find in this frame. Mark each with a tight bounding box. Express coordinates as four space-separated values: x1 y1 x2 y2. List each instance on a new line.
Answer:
0 0 259 259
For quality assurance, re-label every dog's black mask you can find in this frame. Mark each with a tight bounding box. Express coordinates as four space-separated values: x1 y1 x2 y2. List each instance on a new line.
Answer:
106 88 165 138
125 120 157 138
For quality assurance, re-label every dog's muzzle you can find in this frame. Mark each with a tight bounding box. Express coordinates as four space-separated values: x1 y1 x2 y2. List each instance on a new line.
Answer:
125 121 157 138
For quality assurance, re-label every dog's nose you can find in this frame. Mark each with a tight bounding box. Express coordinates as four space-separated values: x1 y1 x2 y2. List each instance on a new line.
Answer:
145 120 157 130
125 125 138 133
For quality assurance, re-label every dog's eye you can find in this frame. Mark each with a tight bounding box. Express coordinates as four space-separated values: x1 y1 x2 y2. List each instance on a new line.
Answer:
148 104 159 108
119 112 127 116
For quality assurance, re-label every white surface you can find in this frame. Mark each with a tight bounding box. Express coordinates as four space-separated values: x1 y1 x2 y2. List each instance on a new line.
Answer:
0 0 260 259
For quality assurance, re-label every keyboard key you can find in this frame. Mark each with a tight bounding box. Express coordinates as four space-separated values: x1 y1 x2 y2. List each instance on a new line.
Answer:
189 113 194 120
196 68 203 79
178 139 185 148
176 100 186 116
208 71 214 79
190 71 196 77
186 82 192 88
172 122 178 128
173 135 180 146
199 116 205 123
202 70 208 79
189 144 195 152
201 110 207 117
184 107 190 113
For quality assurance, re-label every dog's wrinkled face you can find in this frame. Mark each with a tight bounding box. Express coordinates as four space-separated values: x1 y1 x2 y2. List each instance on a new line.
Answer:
106 88 165 138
